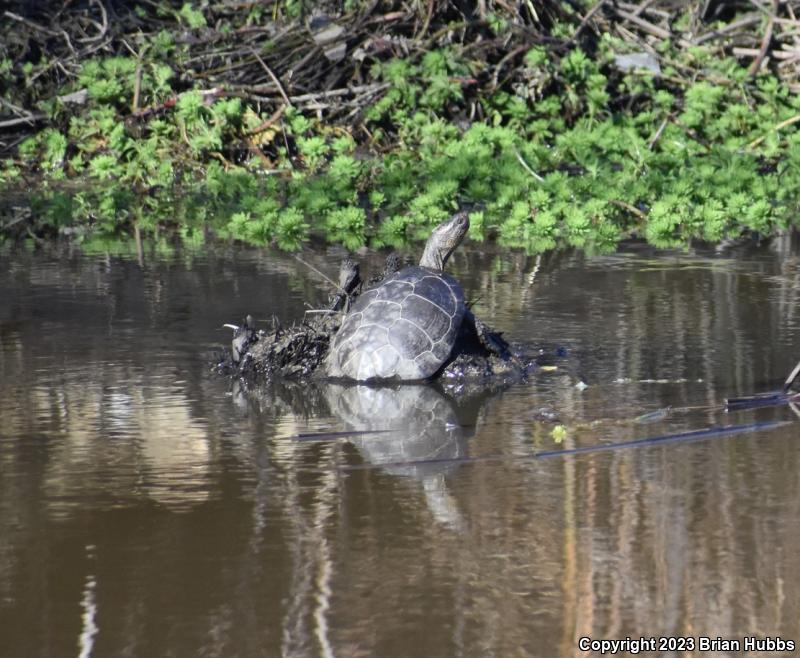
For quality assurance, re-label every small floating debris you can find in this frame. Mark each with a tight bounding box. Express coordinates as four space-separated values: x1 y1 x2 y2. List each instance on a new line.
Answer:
551 425 567 444
531 407 560 422
635 407 671 424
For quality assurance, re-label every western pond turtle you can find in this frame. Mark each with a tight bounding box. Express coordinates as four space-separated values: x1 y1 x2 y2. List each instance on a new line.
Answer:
325 212 469 381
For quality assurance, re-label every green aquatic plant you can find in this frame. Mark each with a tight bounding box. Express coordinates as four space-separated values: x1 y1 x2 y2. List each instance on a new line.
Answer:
325 206 366 250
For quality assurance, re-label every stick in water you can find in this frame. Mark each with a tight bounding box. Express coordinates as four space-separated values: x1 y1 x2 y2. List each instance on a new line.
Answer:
784 358 800 393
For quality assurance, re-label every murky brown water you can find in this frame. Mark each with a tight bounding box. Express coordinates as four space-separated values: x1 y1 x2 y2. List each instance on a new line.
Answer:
2 236 800 658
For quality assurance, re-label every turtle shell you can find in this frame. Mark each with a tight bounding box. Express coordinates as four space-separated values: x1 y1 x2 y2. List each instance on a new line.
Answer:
325 266 465 381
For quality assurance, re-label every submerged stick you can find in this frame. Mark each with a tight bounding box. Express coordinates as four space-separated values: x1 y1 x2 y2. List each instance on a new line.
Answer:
725 360 800 405
784 358 800 392
290 429 399 442
535 420 789 458
292 254 343 294
725 391 795 410
340 420 792 471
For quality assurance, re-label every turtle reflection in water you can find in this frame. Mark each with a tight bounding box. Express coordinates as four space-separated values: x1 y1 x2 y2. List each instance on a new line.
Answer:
221 211 526 384
327 383 468 529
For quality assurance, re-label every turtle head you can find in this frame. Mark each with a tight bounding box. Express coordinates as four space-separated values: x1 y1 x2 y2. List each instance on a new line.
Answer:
419 211 470 270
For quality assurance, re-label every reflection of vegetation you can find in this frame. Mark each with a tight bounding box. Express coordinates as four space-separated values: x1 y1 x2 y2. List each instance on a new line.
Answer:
2 3 800 252
78 234 177 259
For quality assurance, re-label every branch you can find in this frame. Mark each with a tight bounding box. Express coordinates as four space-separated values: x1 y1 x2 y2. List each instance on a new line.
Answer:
251 49 293 108
2 11 60 36
748 0 778 75
0 113 47 129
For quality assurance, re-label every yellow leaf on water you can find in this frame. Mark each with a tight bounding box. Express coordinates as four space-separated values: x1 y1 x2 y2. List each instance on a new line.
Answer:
551 425 567 443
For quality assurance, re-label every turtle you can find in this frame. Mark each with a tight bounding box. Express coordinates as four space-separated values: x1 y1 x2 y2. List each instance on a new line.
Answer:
324 211 470 381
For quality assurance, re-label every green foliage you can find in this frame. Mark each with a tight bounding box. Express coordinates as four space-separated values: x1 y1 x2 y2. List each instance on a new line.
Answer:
4 17 800 253
176 90 204 121
78 58 137 103
296 135 329 170
77 55 172 108
275 207 309 251
42 130 68 171
178 3 207 29
325 206 366 247
0 161 21 184
151 30 176 57
88 154 122 179
486 12 508 35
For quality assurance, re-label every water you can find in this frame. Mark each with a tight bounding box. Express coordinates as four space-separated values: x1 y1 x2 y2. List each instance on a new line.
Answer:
1 237 799 657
